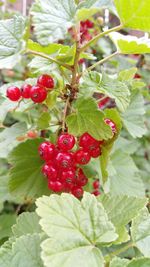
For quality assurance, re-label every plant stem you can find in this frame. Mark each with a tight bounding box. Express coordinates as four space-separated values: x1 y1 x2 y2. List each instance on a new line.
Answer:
26 49 72 71
80 24 123 52
87 51 119 71
104 242 135 262
62 97 70 131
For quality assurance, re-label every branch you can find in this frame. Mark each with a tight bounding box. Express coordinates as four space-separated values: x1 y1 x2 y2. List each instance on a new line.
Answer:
80 24 123 52
62 97 70 131
87 51 119 71
26 49 72 71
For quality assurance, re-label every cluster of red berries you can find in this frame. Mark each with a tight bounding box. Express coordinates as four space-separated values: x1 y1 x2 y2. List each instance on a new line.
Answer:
38 132 104 198
38 119 116 198
80 19 94 43
92 180 101 196
6 74 54 103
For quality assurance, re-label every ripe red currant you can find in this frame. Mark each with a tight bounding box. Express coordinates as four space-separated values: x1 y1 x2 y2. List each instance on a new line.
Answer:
93 180 100 190
30 85 47 103
55 152 74 169
21 84 32 99
61 169 76 188
79 132 100 152
6 86 21 101
92 190 100 196
89 147 102 158
42 164 57 181
71 186 84 198
37 74 54 90
48 180 63 192
75 149 91 165
38 142 55 161
57 133 75 151
104 118 117 134
76 168 88 187
85 19 94 28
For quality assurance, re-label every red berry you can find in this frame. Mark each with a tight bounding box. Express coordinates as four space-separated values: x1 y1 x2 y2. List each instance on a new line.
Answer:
93 180 100 189
89 146 102 158
6 86 21 101
98 97 110 109
57 133 75 151
42 164 57 180
30 85 47 103
48 180 63 192
61 169 76 188
21 84 32 99
37 74 54 90
55 152 74 169
78 58 85 65
76 169 88 187
75 149 91 165
92 190 100 196
71 186 84 198
134 73 141 79
85 19 94 28
38 142 55 161
104 118 117 134
79 132 100 152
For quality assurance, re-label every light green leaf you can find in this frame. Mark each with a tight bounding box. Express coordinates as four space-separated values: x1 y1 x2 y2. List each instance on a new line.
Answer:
81 71 130 112
0 122 27 158
114 0 150 31
100 194 146 244
0 214 16 240
104 150 145 197
12 212 42 238
28 56 57 74
100 195 147 228
37 112 51 130
45 91 58 109
11 234 44 267
131 208 150 257
118 68 137 81
122 93 147 138
36 192 118 267
8 139 50 199
31 0 77 45
36 192 117 244
110 32 150 54
0 16 28 69
0 239 13 267
110 257 129 267
127 258 150 267
66 97 113 140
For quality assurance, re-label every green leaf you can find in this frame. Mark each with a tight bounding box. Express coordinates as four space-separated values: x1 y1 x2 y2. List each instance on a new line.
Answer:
118 68 137 81
127 258 150 267
66 97 113 140
110 257 129 267
45 91 58 109
100 194 147 244
122 93 147 138
12 212 42 238
11 234 44 267
28 56 56 74
0 214 16 240
114 0 150 31
37 112 51 130
31 0 77 45
36 192 118 267
81 71 130 112
104 150 145 197
8 139 50 199
0 239 13 267
0 122 27 158
0 16 28 69
110 32 150 54
27 40 70 55
131 208 150 257
100 195 147 228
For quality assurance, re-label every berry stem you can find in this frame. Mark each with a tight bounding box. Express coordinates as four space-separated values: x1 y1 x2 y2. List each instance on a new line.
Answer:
80 24 123 52
26 49 72 71
62 96 70 131
87 51 119 71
